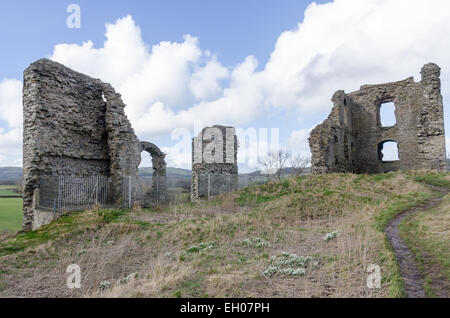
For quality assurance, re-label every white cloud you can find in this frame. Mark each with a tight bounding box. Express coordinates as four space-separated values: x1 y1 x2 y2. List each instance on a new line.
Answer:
0 79 22 129
3 0 450 167
190 58 229 101
50 1 450 140
50 16 232 140
0 127 22 166
446 137 450 157
0 79 23 166
288 128 313 159
259 0 450 113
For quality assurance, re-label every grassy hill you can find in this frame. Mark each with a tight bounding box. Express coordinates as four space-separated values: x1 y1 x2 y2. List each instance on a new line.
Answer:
0 171 448 298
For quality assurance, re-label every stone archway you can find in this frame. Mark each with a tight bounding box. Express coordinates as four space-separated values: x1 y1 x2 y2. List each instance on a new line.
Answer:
140 141 167 205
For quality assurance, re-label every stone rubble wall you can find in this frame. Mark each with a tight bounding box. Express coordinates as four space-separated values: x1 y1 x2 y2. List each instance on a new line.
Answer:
23 59 140 230
140 141 167 206
191 125 239 201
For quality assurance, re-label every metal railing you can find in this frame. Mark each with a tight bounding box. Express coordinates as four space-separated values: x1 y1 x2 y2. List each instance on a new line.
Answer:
55 175 112 214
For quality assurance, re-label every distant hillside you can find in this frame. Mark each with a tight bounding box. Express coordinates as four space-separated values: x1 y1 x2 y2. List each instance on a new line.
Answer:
0 167 22 184
139 167 191 178
0 166 313 185
0 167 191 182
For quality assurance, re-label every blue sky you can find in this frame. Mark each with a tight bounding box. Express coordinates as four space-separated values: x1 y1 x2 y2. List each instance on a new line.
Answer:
0 0 449 171
0 0 328 79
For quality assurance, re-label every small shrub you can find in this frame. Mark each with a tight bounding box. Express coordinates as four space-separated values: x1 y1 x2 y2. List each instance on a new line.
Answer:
323 231 340 242
263 252 315 278
99 280 111 290
186 242 215 254
241 237 271 248
118 272 138 285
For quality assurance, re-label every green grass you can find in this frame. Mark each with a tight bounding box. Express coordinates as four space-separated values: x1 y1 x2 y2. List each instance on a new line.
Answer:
412 172 450 190
371 171 450 297
399 188 450 297
0 198 22 232
394 172 450 297
0 185 20 197
374 191 437 231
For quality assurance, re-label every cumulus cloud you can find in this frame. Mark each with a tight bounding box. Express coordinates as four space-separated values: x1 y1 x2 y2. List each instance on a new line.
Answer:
50 2 450 139
446 137 450 157
260 0 450 114
0 79 22 166
3 0 450 167
288 128 313 159
0 79 22 129
50 16 233 139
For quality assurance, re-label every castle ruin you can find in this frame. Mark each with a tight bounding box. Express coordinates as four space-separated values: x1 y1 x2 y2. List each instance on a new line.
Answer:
191 125 239 201
23 59 167 230
309 63 447 174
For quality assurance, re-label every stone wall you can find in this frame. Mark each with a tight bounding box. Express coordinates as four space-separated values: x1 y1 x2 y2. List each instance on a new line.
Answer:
23 59 140 230
309 63 447 174
191 125 239 201
140 141 167 205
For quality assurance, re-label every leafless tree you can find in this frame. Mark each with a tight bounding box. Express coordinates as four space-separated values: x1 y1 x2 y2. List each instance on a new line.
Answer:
290 154 310 177
14 178 23 194
275 149 290 181
261 149 290 182
261 152 276 182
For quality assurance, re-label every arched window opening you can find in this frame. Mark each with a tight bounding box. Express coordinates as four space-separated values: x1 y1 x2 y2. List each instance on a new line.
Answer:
378 141 399 162
140 142 167 206
379 102 396 127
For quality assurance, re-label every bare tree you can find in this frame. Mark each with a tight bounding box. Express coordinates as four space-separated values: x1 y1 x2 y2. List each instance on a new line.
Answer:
261 149 290 182
290 154 310 177
275 149 290 181
261 152 276 182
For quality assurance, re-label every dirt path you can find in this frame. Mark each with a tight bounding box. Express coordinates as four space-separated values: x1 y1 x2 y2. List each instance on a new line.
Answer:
385 185 448 298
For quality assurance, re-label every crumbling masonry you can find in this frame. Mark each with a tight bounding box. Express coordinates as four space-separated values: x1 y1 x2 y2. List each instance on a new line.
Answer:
191 125 239 201
23 59 166 230
309 63 447 174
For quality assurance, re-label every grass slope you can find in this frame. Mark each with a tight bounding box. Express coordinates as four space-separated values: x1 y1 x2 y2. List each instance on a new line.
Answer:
0 171 444 298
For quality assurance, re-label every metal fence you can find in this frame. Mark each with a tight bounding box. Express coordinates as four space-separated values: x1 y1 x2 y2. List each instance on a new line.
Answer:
122 175 170 209
54 175 112 214
196 173 238 200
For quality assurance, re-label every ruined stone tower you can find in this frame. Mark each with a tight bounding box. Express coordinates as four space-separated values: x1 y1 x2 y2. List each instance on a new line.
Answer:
191 125 239 201
23 59 141 230
309 63 447 174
